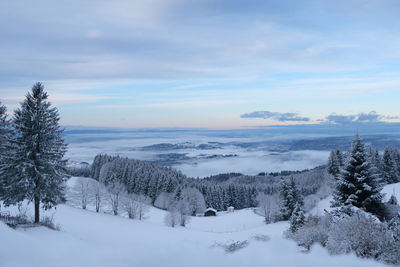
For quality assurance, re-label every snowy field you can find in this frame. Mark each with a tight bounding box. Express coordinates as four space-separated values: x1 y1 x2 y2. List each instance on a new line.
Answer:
1 177 395 267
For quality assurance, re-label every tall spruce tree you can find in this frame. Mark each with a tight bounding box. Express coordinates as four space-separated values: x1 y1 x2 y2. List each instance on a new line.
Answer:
382 147 399 184
279 177 304 220
0 100 9 150
289 202 305 233
0 101 12 200
0 83 68 223
327 149 344 179
367 147 382 177
331 134 383 216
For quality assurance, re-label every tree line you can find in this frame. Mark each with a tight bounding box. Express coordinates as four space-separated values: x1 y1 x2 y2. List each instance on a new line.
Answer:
84 153 329 214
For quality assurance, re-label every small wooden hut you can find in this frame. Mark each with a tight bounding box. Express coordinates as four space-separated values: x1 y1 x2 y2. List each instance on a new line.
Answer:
204 208 217 216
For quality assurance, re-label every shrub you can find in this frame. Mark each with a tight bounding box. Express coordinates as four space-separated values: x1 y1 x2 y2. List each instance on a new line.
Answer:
214 240 249 253
252 234 270 242
40 215 60 231
164 209 179 228
287 210 400 265
326 212 391 259
286 215 331 250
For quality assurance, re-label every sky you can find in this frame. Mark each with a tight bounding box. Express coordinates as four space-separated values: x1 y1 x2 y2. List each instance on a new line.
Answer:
0 0 400 129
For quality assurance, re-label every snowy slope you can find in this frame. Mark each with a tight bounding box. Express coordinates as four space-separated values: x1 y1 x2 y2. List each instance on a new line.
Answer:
381 182 400 202
0 177 390 267
308 195 333 216
309 182 400 216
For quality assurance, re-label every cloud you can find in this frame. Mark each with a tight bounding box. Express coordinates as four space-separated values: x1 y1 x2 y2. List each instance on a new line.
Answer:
241 110 400 125
240 111 310 122
324 111 398 124
1 0 399 83
1 1 400 128
324 113 357 124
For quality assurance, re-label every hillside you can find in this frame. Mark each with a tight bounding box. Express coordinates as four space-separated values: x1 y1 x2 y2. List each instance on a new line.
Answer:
0 177 389 267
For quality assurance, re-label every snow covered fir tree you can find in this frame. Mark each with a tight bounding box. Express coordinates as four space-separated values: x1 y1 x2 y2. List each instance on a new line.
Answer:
286 133 400 265
0 83 68 223
0 101 11 201
327 149 344 179
289 203 305 233
331 134 383 217
382 147 400 184
279 176 304 220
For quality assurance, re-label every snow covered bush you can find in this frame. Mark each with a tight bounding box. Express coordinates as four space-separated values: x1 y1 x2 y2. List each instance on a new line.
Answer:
286 215 331 250
164 199 191 227
106 181 126 216
388 216 400 242
252 234 270 242
40 214 60 231
164 208 180 227
256 193 279 223
93 181 104 213
327 211 399 264
123 194 150 220
181 187 206 216
287 210 400 265
214 240 249 253
154 192 174 210
175 200 191 227
224 240 248 253
80 179 89 210
136 195 151 220
384 201 400 221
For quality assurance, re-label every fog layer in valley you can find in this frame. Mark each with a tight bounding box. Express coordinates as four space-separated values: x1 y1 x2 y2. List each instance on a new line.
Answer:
64 128 400 177
64 129 348 177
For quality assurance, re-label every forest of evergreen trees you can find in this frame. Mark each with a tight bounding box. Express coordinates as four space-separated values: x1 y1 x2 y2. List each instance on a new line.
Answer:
90 154 185 202
327 143 400 185
84 153 329 212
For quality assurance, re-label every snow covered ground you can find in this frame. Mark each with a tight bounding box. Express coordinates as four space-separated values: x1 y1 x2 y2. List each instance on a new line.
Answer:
381 182 400 202
0 178 393 267
309 182 400 216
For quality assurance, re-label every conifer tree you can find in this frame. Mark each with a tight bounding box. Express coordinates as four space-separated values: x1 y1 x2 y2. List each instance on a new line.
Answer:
367 147 382 173
382 147 399 184
0 101 9 155
0 101 12 200
0 83 68 223
331 134 383 217
327 149 344 179
280 177 304 220
289 202 305 233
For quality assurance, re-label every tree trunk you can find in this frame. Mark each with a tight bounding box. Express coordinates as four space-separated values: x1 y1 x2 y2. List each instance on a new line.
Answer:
34 196 40 223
